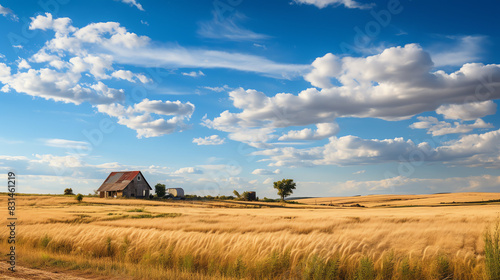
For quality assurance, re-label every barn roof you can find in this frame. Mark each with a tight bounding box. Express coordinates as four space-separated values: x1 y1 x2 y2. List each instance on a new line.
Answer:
97 171 151 192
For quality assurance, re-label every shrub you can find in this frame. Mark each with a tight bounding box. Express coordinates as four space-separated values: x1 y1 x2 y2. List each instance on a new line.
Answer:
64 188 74 195
75 194 83 203
485 221 500 280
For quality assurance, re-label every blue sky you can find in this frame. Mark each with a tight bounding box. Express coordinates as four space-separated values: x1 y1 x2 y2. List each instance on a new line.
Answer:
0 0 499 198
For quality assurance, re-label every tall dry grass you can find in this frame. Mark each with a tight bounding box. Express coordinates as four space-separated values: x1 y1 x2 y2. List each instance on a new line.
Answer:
0 194 499 279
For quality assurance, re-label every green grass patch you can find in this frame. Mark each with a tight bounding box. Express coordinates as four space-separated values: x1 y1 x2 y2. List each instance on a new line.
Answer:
126 208 147 212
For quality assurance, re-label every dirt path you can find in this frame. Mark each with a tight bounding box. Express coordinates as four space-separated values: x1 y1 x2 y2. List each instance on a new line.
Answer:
0 262 95 280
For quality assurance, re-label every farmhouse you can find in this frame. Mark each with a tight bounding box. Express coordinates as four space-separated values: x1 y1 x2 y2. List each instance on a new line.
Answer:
97 171 151 198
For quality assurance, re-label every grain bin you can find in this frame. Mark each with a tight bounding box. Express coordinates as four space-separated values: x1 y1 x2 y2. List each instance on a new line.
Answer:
167 188 185 198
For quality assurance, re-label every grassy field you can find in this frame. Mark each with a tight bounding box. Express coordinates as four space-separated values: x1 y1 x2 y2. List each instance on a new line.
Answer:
1 193 500 279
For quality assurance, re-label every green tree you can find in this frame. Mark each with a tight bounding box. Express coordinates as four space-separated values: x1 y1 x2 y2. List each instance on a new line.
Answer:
273 179 296 201
241 191 250 201
64 188 74 195
75 193 83 203
233 190 241 199
155 183 166 198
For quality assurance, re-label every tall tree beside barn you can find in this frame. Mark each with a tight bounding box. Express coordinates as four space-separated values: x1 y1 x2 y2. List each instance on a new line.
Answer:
273 179 296 201
155 183 166 198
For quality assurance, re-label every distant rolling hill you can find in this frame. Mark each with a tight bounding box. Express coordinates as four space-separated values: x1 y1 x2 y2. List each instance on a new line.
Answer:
293 192 500 207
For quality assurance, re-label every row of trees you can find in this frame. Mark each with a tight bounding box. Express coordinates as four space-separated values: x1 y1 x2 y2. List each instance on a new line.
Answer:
65 178 297 202
155 179 297 201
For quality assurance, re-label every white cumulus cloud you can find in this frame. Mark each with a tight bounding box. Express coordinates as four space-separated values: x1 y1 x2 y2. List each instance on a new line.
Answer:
436 101 497 120
279 123 339 141
192 135 225 145
96 100 194 138
410 116 493 136
174 167 203 175
253 129 500 169
251 169 281 175
206 44 500 148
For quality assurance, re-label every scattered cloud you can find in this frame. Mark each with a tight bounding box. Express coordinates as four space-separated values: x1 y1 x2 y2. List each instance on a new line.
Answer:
174 167 203 175
203 85 231 92
111 70 151 83
206 44 500 147
0 4 18 21
293 0 375 10
305 53 342 88
0 153 180 194
0 14 206 138
44 139 91 151
263 178 274 185
113 45 307 79
335 175 500 193
17 59 31 69
436 101 497 120
253 129 500 168
198 12 269 41
279 123 339 141
117 0 144 11
182 70 205 78
133 99 194 116
0 64 125 105
253 43 267 49
410 116 493 136
27 13 307 79
430 35 486 67
252 168 281 175
432 128 500 168
353 170 365 175
192 135 225 145
96 99 194 138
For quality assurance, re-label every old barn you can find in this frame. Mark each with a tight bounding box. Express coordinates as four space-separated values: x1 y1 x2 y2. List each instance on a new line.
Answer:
97 171 151 198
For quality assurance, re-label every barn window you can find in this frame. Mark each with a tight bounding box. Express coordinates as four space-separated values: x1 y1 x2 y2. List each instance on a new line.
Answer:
137 175 141 181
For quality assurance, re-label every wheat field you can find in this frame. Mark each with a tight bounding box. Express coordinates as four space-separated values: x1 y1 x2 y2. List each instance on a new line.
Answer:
1 193 499 279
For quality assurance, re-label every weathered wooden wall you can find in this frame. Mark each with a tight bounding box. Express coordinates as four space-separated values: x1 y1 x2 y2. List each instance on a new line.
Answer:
123 175 150 198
